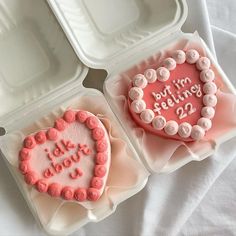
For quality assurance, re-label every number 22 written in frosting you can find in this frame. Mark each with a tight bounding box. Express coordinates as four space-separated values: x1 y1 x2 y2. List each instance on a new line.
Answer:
152 77 201 119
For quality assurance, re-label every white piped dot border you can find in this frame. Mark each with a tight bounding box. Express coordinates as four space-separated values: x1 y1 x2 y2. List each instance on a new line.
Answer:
129 49 218 141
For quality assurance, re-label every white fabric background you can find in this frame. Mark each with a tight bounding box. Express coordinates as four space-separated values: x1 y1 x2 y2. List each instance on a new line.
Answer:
0 0 236 235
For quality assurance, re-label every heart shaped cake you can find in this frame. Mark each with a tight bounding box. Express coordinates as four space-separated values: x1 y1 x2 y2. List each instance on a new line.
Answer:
128 49 217 141
18 110 111 201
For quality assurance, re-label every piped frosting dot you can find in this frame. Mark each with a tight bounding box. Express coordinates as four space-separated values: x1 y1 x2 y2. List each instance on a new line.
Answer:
24 136 36 149
35 131 46 144
191 125 205 140
156 67 170 82
46 128 58 141
152 116 166 130
129 87 144 100
86 116 99 129
63 110 76 123
96 152 107 165
91 177 103 189
163 57 177 71
172 50 186 64
76 111 88 123
96 139 108 152
54 118 67 131
144 69 157 83
19 161 29 174
74 188 87 201
140 109 155 124
178 122 192 138
19 148 30 161
196 57 211 70
87 188 100 201
131 99 146 113
200 69 215 83
94 165 106 178
203 82 217 94
201 106 215 119
164 121 178 136
36 179 48 193
197 117 212 131
92 127 105 141
133 74 148 88
48 183 62 197
24 171 38 185
203 94 217 107
61 186 74 200
186 49 200 64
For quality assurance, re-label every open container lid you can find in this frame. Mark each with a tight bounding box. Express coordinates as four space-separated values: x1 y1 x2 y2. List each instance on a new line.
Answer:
47 0 188 70
0 0 88 130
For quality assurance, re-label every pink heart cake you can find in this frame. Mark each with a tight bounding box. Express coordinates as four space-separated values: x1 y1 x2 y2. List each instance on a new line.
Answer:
128 49 217 141
18 110 111 201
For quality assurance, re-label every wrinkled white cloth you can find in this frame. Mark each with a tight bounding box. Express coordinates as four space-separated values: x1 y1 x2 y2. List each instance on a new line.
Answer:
0 0 236 236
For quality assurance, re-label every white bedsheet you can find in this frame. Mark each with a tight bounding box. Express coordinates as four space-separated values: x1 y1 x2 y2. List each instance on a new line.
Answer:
0 0 235 235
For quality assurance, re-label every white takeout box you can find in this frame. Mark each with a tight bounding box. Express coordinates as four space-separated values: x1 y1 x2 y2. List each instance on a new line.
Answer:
48 0 236 173
0 0 236 235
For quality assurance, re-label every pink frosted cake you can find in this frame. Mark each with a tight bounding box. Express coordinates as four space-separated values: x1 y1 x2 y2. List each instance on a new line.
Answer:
128 49 217 141
18 110 111 201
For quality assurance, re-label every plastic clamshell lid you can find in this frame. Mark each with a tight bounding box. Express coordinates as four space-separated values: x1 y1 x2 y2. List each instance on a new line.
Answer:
0 0 87 127
47 0 188 70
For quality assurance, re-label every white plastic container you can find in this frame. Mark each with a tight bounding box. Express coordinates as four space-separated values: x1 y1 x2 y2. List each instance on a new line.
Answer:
48 0 236 173
0 0 236 235
0 0 149 234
